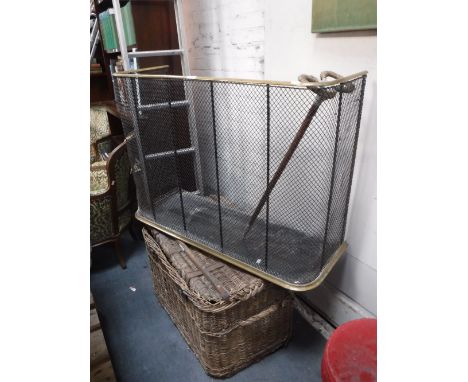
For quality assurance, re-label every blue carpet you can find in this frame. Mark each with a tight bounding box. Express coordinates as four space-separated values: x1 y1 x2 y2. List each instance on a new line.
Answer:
91 233 326 381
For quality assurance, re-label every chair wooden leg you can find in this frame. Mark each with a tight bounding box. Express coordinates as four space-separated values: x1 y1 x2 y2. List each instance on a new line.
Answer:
114 238 127 269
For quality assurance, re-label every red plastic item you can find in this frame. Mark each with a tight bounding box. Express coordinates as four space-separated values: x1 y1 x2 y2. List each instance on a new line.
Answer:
321 318 377 382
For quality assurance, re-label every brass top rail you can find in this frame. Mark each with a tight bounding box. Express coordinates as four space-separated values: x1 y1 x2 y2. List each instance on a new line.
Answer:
113 70 368 90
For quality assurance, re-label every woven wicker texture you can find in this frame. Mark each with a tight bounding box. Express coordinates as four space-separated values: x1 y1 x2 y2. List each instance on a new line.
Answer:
143 227 293 377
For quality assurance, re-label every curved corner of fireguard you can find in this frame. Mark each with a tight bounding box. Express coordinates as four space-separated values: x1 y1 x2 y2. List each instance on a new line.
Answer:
283 242 348 292
135 211 348 292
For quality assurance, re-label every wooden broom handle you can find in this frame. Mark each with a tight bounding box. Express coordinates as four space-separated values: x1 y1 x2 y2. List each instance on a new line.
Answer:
244 72 354 237
178 242 231 300
244 95 326 236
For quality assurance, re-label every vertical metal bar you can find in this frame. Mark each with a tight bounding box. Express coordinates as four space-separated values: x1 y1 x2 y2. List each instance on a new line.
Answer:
90 18 98 49
245 95 325 236
174 0 204 194
173 0 190 76
341 76 367 243
90 31 100 63
322 84 344 266
131 48 143 109
111 0 130 70
210 81 224 250
90 18 99 62
184 81 205 194
168 79 187 232
265 84 271 271
128 78 156 221
132 48 139 70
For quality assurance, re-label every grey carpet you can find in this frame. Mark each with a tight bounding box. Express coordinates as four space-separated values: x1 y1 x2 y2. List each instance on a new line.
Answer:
91 232 326 382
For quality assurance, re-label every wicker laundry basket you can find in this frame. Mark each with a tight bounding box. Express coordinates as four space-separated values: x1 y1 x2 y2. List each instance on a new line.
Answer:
143 227 293 378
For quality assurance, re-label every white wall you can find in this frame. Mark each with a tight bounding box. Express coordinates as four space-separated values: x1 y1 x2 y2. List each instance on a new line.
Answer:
183 0 265 79
183 0 377 322
183 0 268 214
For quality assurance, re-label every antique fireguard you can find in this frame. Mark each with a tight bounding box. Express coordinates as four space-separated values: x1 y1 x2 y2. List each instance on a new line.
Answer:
113 68 367 291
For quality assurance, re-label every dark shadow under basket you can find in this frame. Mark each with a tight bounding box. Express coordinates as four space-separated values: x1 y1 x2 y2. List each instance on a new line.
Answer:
143 227 293 378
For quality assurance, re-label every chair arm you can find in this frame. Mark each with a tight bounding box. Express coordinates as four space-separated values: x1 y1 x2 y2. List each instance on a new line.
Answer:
90 136 126 195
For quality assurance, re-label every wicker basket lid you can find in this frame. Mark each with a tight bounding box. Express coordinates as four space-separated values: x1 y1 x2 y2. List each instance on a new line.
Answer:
150 229 265 305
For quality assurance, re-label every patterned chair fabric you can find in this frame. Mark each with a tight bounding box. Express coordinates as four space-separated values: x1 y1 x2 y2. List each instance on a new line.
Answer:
90 107 111 146
90 107 112 165
90 139 131 245
90 196 114 243
90 196 132 244
114 151 131 208
90 168 108 195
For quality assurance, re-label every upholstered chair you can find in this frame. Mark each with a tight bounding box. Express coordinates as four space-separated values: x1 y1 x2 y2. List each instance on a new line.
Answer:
90 135 134 268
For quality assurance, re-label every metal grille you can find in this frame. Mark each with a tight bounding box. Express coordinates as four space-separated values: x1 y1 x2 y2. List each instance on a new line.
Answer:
113 72 366 290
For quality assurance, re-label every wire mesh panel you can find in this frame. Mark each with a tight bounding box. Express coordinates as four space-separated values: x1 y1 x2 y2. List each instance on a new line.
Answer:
114 71 367 290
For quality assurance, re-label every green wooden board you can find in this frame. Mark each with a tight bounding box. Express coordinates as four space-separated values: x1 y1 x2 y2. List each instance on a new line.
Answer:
312 0 377 33
98 2 136 53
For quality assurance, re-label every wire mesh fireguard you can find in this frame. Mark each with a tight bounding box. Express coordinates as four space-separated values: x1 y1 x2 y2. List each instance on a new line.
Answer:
113 68 367 291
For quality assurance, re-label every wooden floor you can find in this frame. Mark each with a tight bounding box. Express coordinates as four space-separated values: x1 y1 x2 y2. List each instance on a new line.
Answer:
91 294 116 382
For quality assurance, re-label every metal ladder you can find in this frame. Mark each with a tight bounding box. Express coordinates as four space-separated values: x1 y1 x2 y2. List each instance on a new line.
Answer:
90 1 100 62
111 0 204 194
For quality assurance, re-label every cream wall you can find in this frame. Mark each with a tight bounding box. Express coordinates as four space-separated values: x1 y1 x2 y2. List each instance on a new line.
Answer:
182 0 265 79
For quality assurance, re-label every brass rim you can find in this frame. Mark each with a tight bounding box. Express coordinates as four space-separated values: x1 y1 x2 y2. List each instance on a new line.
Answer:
113 71 368 89
136 211 347 292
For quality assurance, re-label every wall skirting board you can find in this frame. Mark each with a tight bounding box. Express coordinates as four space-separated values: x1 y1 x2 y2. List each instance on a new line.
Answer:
293 296 335 339
301 281 375 328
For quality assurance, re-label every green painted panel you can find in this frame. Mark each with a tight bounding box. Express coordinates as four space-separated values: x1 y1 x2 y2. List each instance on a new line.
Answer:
99 11 119 52
122 2 136 47
312 0 377 33
98 2 136 53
